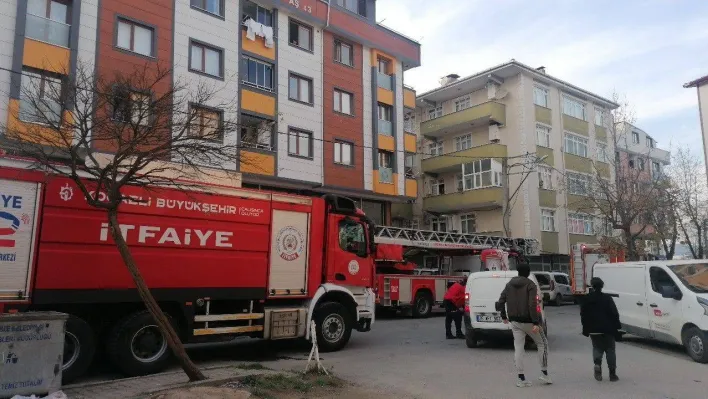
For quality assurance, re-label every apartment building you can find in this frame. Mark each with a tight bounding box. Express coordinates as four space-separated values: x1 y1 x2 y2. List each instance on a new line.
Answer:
684 74 708 180
0 0 420 226
413 61 619 263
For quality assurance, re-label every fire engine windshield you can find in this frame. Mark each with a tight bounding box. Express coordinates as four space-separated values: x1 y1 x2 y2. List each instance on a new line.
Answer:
339 220 367 257
668 263 708 293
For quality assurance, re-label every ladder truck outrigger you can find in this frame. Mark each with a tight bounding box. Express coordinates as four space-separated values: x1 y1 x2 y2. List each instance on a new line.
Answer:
372 226 540 317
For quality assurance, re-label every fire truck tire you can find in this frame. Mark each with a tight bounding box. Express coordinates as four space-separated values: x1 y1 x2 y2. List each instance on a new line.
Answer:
106 311 175 376
314 302 352 353
412 293 433 318
62 316 96 384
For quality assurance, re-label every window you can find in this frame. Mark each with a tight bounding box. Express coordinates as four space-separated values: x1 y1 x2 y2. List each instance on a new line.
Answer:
28 0 68 23
628 158 635 169
240 115 273 150
455 134 472 151
288 128 312 158
430 178 445 195
26 0 70 47
116 19 154 57
594 108 604 126
190 0 223 16
454 96 471 112
632 131 639 144
339 220 367 257
334 89 353 115
649 267 679 295
241 56 273 91
377 57 390 75
428 141 443 156
596 143 608 163
378 103 392 121
460 214 476 234
568 213 595 235
334 40 353 66
541 209 556 232
404 115 414 132
460 159 502 190
652 162 661 179
289 19 313 51
404 153 415 178
646 137 654 148
564 133 588 157
334 141 353 165
335 0 367 17
288 74 313 104
189 106 222 141
112 87 151 126
431 217 447 232
190 41 222 77
19 68 63 124
534 86 549 107
536 124 551 147
538 165 553 190
379 151 393 183
638 158 645 171
455 174 463 192
242 0 272 26
566 172 590 196
563 96 586 120
427 105 442 120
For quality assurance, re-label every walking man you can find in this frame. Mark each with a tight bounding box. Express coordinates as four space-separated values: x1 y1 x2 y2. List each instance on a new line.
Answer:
496 264 551 387
581 277 621 382
443 277 466 339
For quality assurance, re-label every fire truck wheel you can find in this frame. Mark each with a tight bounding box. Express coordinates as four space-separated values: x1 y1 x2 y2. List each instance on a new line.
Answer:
62 316 96 384
314 302 352 352
412 293 433 318
106 311 174 376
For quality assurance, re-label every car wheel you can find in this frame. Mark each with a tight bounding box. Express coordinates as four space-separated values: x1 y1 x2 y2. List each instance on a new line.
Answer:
554 294 563 307
683 327 708 363
315 302 353 353
106 311 175 377
62 315 96 384
412 293 433 318
465 329 478 348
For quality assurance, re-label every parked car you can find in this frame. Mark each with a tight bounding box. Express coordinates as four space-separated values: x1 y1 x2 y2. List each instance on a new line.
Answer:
463 271 547 348
593 260 708 363
533 272 572 306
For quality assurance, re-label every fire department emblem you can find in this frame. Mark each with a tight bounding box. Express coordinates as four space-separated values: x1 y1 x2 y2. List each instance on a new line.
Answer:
276 226 304 261
348 260 360 276
59 183 73 201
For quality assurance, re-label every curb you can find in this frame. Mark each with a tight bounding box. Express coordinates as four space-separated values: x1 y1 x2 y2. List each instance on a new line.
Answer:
139 370 289 398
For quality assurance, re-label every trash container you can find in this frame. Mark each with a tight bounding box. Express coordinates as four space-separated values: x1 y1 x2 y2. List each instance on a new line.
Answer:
0 312 68 398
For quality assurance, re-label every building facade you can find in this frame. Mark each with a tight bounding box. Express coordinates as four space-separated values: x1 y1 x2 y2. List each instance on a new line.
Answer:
684 74 708 180
0 0 420 225
412 61 619 264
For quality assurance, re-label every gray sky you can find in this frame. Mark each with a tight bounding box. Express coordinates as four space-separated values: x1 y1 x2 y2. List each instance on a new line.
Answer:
379 0 708 153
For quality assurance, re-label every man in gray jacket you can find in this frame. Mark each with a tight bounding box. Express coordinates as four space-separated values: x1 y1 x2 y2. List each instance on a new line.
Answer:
496 264 551 388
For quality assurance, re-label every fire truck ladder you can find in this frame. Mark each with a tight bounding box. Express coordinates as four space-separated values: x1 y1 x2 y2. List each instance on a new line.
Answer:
374 226 540 256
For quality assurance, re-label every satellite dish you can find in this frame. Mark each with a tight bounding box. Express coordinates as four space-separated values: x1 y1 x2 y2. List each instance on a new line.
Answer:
494 89 508 100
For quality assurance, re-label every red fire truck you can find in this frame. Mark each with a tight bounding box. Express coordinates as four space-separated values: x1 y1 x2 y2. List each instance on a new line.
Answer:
570 243 624 296
0 160 378 382
372 227 539 317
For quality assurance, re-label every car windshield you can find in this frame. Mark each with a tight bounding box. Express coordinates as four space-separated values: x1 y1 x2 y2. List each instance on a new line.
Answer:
668 263 708 293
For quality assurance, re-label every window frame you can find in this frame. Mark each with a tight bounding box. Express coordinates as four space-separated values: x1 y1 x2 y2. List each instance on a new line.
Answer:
404 152 415 178
454 95 471 112
241 55 274 92
533 85 550 108
427 105 442 120
378 150 393 168
564 132 589 157
333 88 353 116
568 213 595 235
428 141 443 156
334 0 367 17
242 0 273 26
430 216 447 232
566 172 591 196
287 128 314 159
596 142 608 163
111 85 152 126
536 124 551 148
460 159 502 191
562 95 586 121
377 57 390 75
334 140 354 166
646 136 654 148
188 104 224 142
632 131 640 144
454 133 472 151
377 103 392 122
18 67 64 125
188 39 224 79
334 39 354 67
541 209 557 232
460 213 476 234
115 16 156 58
430 177 445 196
338 220 368 258
288 73 314 105
288 18 314 52
538 165 554 190
190 0 225 18
594 107 604 126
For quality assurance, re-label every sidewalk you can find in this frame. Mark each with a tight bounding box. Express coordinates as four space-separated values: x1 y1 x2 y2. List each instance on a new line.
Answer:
62 364 280 399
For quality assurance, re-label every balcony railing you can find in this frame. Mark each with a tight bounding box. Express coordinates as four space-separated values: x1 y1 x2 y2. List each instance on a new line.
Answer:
379 167 393 183
377 72 392 91
25 13 70 48
378 119 393 136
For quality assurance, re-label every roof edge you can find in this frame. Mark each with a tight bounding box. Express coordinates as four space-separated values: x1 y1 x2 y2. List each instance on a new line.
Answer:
684 74 708 88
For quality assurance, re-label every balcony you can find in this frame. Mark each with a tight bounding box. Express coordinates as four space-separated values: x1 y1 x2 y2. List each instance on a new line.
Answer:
378 119 393 136
403 86 416 109
423 187 503 214
379 167 393 183
377 72 392 91
422 143 507 174
25 13 70 48
421 101 505 137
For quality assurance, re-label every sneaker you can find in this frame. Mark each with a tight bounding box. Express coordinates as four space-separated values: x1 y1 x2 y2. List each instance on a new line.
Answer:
594 365 602 381
456 333 465 339
516 379 532 388
609 373 619 382
538 374 553 385
446 334 455 339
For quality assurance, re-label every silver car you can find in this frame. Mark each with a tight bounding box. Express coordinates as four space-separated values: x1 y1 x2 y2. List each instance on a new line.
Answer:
533 272 572 306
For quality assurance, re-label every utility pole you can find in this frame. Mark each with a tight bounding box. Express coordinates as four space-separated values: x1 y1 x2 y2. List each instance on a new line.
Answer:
502 157 510 237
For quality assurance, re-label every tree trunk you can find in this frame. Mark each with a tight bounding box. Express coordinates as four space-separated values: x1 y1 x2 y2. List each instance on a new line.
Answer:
107 210 206 381
622 229 638 261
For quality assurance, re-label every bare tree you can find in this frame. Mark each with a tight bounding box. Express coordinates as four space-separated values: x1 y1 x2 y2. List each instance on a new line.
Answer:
0 61 254 381
647 179 679 259
502 153 547 237
669 146 708 259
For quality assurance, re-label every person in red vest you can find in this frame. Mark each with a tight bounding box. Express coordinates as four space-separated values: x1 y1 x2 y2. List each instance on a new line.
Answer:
443 277 467 339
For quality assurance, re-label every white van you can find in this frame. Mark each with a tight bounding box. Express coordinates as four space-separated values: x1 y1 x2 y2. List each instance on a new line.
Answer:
593 260 708 363
463 271 547 348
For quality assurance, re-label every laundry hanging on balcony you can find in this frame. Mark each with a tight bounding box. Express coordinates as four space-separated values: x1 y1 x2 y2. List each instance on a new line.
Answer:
244 18 274 48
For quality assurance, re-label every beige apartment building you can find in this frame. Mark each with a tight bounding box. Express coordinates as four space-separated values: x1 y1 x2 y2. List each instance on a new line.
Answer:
684 74 708 179
410 60 619 263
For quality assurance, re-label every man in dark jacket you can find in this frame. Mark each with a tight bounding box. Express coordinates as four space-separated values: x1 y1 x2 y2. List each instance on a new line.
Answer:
581 277 621 382
496 265 551 387
443 277 466 339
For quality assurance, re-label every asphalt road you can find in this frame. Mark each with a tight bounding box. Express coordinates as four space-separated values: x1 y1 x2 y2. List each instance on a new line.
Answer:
77 306 708 399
